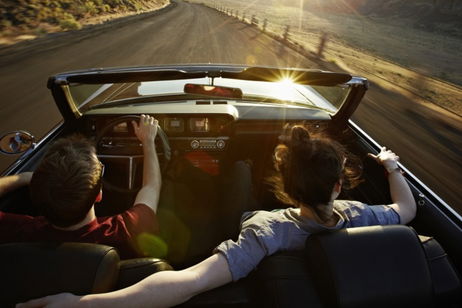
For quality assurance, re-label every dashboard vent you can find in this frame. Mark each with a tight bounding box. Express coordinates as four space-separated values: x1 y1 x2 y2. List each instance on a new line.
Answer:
213 101 227 105
196 101 211 105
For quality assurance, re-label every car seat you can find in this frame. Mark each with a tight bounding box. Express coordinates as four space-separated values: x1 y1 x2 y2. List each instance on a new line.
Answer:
256 225 461 308
0 242 173 308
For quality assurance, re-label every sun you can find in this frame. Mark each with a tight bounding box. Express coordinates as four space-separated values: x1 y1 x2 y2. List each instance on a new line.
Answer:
277 77 296 86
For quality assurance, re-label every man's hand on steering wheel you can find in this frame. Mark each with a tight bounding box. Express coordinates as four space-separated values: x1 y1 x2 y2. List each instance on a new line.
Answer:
95 114 170 195
132 115 158 146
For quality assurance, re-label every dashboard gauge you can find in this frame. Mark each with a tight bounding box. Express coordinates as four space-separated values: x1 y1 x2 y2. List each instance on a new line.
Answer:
190 118 209 132
164 118 184 133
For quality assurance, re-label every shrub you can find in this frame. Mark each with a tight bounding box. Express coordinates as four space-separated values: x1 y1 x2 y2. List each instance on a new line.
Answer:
1 0 157 35
100 4 112 12
84 1 98 15
34 27 49 35
59 13 81 30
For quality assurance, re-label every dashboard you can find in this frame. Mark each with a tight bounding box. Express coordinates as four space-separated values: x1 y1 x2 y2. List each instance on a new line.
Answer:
111 116 225 135
87 114 234 154
79 106 330 192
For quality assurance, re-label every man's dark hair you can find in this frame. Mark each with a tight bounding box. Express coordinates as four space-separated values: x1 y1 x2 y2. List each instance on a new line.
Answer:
30 135 103 228
268 125 362 222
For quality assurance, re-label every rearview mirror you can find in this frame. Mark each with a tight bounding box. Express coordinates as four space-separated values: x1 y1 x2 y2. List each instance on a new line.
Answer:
0 131 36 155
184 84 243 99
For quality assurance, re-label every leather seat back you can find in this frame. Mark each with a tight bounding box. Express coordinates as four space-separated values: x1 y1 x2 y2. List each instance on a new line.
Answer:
305 225 452 308
0 242 120 308
419 235 462 307
256 250 322 308
252 225 461 308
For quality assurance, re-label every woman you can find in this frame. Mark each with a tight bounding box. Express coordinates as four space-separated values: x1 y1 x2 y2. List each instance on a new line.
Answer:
18 125 416 308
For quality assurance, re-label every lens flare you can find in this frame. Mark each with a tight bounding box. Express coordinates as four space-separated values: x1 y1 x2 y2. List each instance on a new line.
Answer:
136 233 168 258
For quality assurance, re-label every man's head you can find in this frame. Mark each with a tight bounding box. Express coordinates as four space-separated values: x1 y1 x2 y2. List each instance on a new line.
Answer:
30 135 103 228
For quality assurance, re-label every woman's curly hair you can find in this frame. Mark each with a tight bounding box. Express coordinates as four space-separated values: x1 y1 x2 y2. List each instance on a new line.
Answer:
267 124 362 221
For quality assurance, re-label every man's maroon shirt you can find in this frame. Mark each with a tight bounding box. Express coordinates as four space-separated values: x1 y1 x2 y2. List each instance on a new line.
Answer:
0 204 159 259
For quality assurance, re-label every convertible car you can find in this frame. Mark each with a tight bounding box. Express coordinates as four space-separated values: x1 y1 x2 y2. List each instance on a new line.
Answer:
0 65 461 307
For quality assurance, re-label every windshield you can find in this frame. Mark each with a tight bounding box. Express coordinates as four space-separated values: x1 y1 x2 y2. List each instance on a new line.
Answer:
68 77 350 113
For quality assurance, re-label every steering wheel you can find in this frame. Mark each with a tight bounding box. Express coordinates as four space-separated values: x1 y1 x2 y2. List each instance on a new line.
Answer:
95 115 171 193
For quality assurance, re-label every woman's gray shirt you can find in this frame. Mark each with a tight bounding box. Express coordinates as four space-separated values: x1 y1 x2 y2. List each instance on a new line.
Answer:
214 200 400 281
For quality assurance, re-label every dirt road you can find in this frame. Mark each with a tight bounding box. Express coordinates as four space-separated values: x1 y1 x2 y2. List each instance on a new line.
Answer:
0 1 460 211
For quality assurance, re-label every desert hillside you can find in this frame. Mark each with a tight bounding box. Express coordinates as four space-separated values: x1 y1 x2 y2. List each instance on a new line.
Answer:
271 0 462 37
278 0 462 15
0 0 170 44
202 0 461 114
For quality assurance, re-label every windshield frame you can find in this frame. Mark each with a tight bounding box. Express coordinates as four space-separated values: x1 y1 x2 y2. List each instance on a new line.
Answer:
48 65 364 123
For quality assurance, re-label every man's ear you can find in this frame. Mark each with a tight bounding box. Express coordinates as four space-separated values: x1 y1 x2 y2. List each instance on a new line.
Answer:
95 190 103 203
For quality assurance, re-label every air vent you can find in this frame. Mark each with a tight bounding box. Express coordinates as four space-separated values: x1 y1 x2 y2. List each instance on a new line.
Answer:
213 101 227 105
196 101 211 105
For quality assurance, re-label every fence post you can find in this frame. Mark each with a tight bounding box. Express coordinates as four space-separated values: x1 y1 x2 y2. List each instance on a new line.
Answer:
317 32 328 57
283 25 290 41
251 15 258 25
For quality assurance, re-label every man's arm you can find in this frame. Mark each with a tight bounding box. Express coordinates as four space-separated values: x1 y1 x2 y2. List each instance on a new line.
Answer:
0 172 33 198
368 147 416 224
17 253 233 308
132 115 162 213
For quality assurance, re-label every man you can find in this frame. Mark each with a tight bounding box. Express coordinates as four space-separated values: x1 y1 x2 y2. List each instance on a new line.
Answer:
0 115 161 259
17 127 417 308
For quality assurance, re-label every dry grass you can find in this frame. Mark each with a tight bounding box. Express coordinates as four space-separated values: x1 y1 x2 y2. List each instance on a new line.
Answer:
0 0 170 45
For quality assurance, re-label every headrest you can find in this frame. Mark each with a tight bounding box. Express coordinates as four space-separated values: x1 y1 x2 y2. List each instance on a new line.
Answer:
305 225 434 308
0 242 120 307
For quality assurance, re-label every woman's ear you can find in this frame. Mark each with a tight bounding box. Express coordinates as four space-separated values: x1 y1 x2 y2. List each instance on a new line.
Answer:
331 180 343 201
273 146 287 171
95 190 103 203
334 179 343 193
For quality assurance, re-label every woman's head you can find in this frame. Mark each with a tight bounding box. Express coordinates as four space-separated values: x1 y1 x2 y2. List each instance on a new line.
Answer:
270 125 361 220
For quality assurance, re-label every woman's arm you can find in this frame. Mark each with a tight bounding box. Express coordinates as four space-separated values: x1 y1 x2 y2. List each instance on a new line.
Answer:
0 172 33 198
17 253 232 308
368 147 416 224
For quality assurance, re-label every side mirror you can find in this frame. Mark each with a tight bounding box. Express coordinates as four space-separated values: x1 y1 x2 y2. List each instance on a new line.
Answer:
0 131 36 155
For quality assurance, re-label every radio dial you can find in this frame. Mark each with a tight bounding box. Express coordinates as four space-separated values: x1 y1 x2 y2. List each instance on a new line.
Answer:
216 140 226 149
191 140 200 149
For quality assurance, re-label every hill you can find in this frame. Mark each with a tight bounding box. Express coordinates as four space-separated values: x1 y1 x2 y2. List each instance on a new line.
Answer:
0 0 169 44
275 0 462 37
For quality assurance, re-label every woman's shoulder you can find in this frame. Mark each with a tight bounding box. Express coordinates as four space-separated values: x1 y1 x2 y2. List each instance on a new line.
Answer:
241 208 294 224
334 200 368 211
334 200 400 226
240 208 302 233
